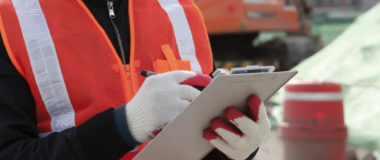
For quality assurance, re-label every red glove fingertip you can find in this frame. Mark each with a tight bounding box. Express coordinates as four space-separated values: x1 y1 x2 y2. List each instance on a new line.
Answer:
248 95 261 122
203 128 219 141
180 73 212 87
225 107 245 122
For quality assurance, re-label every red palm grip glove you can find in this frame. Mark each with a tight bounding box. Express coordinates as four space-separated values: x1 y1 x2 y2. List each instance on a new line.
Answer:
203 95 271 160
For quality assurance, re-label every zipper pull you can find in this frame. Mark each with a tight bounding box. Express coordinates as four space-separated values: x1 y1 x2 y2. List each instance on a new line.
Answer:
124 65 131 77
107 0 115 19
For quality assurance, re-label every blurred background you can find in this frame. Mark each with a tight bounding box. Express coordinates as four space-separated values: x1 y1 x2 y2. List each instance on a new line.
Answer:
195 0 380 159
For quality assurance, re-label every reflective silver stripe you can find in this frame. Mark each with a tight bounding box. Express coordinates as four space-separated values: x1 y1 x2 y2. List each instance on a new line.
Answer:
157 0 203 73
285 92 343 101
12 0 75 132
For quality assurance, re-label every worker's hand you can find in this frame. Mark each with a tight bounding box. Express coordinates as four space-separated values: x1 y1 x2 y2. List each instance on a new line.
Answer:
203 95 271 160
126 71 212 143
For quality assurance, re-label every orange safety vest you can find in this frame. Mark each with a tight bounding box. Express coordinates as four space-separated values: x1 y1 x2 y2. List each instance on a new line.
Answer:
0 0 213 159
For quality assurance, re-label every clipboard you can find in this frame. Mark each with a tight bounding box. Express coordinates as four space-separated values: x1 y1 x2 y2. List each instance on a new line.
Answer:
133 70 298 160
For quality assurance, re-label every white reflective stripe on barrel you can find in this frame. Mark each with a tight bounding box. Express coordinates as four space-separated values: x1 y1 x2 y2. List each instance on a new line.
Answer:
285 92 343 101
157 0 203 73
12 0 76 132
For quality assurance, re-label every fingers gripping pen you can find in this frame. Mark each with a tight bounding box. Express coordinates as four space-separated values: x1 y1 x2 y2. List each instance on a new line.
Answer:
140 70 207 91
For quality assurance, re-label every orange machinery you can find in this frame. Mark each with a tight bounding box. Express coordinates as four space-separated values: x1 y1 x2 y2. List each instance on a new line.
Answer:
195 0 299 34
194 0 301 71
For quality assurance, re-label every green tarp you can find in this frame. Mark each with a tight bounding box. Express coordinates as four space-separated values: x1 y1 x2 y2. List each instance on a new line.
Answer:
271 2 380 157
312 23 352 45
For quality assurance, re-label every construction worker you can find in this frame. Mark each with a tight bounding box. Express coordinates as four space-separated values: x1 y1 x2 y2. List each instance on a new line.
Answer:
0 0 270 160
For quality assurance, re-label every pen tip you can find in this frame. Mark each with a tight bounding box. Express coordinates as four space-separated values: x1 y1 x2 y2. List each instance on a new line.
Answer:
140 70 148 76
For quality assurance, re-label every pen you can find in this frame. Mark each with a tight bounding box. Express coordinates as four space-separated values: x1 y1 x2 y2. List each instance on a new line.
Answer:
140 70 158 77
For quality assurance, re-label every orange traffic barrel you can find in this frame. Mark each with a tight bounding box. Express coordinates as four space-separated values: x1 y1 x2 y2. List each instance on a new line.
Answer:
279 80 347 160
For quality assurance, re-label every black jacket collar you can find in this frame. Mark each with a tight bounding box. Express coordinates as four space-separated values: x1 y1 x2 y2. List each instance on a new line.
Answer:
83 0 123 10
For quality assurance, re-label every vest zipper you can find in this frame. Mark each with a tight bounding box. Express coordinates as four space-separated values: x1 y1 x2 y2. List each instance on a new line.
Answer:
108 0 127 65
108 0 134 100
124 64 134 101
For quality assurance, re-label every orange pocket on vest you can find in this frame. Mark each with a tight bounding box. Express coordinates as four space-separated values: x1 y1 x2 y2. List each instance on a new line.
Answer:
153 44 191 73
153 59 191 73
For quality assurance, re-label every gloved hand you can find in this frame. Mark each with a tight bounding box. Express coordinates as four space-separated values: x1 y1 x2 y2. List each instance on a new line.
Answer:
203 95 271 160
126 71 212 143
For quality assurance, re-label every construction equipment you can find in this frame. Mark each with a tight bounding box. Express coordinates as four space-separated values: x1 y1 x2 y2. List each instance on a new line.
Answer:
195 0 315 71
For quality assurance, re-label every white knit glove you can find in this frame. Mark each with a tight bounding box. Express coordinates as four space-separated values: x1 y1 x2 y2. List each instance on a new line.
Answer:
203 95 271 160
126 71 212 143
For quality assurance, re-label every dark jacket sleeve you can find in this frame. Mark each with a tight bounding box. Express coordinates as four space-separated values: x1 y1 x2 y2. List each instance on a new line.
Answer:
0 36 133 160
